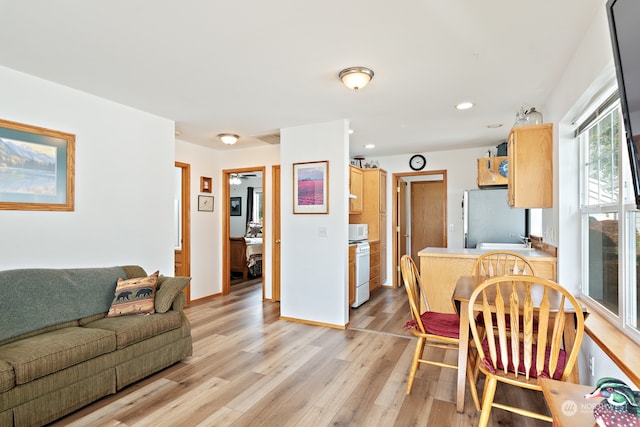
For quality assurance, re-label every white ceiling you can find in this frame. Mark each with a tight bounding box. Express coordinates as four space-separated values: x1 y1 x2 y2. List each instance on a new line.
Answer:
0 1 604 157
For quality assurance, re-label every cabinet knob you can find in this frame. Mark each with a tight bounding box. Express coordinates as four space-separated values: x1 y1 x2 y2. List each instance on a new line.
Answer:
275 239 281 243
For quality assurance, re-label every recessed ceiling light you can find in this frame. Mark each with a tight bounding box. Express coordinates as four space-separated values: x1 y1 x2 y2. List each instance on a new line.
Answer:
486 123 503 128
455 102 474 110
364 144 375 149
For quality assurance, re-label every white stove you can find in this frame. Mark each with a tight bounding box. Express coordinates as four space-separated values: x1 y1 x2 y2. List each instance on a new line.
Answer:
350 239 370 308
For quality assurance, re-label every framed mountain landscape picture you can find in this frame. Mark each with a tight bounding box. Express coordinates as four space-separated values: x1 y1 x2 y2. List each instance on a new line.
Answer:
293 160 328 214
0 119 75 211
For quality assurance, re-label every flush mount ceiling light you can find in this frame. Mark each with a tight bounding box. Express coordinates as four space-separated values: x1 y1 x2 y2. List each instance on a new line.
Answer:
339 67 374 91
217 133 239 145
364 144 375 149
455 101 474 110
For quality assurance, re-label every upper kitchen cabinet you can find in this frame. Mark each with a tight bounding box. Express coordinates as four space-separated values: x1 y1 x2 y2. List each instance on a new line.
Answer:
349 165 363 214
507 123 553 208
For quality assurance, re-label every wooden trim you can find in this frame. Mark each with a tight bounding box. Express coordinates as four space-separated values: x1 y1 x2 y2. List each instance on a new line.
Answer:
391 169 447 287
584 307 640 388
279 315 347 330
175 161 191 304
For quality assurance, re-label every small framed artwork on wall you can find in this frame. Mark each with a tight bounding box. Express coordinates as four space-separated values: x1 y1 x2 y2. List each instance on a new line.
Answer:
198 195 214 212
230 197 241 216
200 176 212 193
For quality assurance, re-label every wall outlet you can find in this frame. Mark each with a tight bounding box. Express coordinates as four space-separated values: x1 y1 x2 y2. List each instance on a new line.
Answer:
588 355 595 376
318 226 327 237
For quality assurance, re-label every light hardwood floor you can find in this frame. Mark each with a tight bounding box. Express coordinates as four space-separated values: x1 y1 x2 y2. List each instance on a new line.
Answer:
52 280 550 426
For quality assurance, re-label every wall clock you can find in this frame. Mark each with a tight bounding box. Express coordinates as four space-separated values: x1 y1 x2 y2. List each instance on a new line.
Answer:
409 154 426 171
498 159 509 178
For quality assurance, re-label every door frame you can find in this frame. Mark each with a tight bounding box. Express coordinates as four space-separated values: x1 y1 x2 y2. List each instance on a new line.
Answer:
222 166 266 296
391 169 447 287
175 162 191 303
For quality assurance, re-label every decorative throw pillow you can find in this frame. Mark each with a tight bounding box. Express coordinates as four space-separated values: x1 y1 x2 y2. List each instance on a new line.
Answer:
107 271 159 317
245 222 263 237
154 275 190 313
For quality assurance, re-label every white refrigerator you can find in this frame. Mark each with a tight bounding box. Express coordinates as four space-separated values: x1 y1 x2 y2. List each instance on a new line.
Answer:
463 188 528 248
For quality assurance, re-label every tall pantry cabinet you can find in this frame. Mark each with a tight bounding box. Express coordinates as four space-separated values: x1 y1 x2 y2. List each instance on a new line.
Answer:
350 168 387 292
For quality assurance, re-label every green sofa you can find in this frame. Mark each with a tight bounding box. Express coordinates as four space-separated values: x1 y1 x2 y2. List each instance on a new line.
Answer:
0 265 192 427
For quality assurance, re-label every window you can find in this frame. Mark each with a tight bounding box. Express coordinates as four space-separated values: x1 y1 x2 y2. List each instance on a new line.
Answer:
579 95 640 340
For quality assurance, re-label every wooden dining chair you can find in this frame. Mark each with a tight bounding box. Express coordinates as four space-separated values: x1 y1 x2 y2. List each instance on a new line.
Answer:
472 250 535 278
467 275 585 426
400 255 480 410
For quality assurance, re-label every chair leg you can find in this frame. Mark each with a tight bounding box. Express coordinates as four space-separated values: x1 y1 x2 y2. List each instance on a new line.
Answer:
406 337 425 394
466 357 481 411
478 377 497 427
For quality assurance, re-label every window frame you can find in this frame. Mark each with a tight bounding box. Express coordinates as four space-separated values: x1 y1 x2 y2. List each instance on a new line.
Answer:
579 97 640 345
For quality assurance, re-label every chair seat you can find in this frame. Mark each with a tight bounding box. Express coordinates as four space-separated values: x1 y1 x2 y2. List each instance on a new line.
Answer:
405 311 460 339
480 337 567 380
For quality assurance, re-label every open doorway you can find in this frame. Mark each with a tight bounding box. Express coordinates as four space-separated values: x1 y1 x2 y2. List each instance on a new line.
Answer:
222 167 266 296
391 170 447 287
174 162 191 303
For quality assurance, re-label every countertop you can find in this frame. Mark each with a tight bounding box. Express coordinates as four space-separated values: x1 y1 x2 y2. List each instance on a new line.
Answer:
418 246 556 260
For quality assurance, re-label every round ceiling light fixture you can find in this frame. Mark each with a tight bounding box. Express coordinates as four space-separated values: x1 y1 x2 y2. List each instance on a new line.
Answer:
217 133 239 145
339 67 374 91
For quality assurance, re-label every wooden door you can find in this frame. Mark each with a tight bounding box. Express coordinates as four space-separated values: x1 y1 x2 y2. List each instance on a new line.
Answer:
411 180 446 262
272 165 281 301
174 162 191 303
396 178 407 286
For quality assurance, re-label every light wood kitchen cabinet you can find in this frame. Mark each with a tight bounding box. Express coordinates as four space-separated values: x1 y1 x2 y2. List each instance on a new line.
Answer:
507 123 553 208
349 165 363 214
350 168 387 290
349 245 355 306
477 156 508 187
369 240 381 292
418 248 557 313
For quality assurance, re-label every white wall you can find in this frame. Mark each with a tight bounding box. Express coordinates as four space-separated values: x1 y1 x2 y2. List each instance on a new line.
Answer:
229 176 262 237
544 2 636 387
175 141 279 300
0 66 175 274
365 145 494 285
280 120 350 327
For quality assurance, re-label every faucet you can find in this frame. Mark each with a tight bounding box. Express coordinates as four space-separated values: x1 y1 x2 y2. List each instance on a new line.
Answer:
510 234 531 248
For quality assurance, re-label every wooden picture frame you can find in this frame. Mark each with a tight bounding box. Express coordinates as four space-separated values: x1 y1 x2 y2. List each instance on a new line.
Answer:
198 195 214 212
293 160 328 214
200 176 212 193
0 119 75 211
230 196 242 216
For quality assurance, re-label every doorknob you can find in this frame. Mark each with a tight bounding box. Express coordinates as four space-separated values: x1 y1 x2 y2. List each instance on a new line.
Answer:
275 239 281 243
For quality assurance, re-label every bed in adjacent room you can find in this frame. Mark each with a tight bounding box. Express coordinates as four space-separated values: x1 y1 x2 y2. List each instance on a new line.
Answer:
230 222 263 280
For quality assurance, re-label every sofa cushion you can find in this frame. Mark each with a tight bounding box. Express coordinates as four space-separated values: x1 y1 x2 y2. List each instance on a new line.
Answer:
154 276 190 313
0 267 127 342
107 271 159 317
0 327 116 384
83 311 182 349
0 360 15 393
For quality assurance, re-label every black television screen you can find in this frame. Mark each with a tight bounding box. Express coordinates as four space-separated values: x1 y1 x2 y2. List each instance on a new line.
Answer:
607 0 640 208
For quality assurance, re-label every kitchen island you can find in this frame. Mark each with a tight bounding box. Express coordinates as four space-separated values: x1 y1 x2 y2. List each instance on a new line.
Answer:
418 247 557 313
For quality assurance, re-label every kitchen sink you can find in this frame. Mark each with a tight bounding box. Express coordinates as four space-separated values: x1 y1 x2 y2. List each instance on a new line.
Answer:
476 242 534 251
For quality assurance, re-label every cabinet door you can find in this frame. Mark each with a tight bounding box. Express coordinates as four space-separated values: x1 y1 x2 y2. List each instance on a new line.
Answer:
508 124 553 208
379 170 387 213
349 166 363 213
